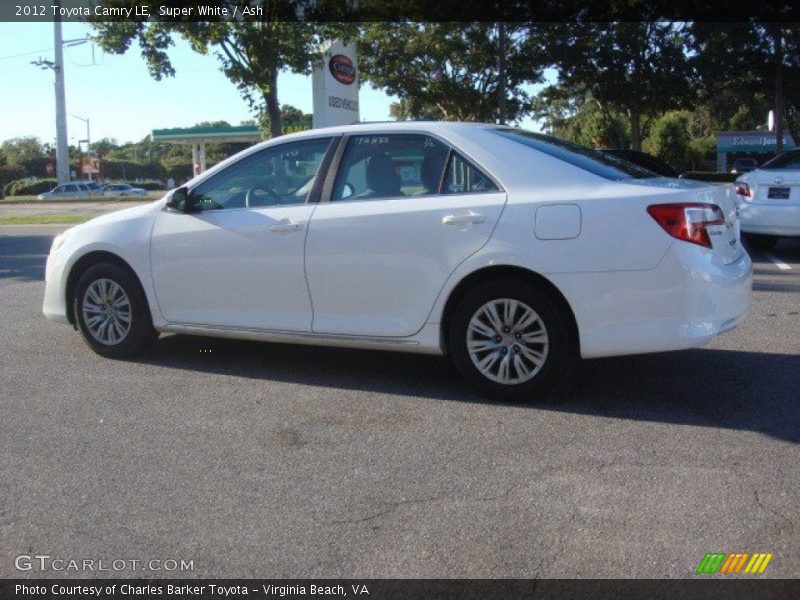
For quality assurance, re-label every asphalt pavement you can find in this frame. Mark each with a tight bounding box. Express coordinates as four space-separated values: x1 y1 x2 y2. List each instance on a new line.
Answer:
1 225 798 579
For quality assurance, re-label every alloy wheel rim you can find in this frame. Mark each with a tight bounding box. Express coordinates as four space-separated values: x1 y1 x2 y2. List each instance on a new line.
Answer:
82 278 132 346
466 298 549 385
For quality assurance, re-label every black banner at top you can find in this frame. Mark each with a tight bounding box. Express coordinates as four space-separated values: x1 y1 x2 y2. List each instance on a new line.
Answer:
3 0 800 23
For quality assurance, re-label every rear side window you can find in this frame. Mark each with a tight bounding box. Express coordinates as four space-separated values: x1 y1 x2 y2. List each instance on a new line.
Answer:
442 152 498 194
491 128 656 180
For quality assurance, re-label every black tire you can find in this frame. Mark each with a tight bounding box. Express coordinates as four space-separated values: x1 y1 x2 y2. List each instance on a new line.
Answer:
743 233 779 251
74 262 158 359
447 279 574 402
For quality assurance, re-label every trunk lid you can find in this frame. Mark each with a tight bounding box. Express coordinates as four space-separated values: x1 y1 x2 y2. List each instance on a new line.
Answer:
747 170 800 206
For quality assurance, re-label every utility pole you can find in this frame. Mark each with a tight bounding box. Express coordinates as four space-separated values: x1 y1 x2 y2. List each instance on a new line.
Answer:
53 0 69 184
773 24 784 155
498 22 507 125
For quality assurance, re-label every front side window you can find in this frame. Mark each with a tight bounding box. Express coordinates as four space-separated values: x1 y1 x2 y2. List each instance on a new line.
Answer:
191 137 333 211
63 184 77 193
332 134 449 201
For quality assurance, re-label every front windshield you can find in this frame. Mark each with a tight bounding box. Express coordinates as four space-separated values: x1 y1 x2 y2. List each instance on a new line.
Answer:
491 128 657 180
760 150 800 171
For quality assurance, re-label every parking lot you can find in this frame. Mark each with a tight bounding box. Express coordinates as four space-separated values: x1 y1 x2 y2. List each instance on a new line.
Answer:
1 224 798 578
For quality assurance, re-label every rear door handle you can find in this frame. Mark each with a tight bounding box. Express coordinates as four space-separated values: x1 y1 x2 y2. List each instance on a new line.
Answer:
442 212 486 226
270 220 303 233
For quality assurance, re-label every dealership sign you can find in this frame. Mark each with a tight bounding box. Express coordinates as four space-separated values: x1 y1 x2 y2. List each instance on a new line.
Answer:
328 54 356 85
312 41 360 129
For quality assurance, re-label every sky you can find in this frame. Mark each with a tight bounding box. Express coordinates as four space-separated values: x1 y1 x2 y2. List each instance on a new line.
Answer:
0 22 546 147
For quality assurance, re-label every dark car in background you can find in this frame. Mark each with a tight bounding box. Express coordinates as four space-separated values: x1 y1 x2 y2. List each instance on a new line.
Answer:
730 158 758 174
600 149 679 178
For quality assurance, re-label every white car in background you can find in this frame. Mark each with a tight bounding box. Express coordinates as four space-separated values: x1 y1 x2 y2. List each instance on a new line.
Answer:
735 149 800 250
101 183 148 197
42 122 752 400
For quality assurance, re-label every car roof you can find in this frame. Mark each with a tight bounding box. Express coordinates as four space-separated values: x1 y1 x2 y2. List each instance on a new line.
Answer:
280 121 498 140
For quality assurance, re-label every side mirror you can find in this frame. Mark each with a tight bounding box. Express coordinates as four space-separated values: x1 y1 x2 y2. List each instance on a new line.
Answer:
165 187 190 212
341 183 354 200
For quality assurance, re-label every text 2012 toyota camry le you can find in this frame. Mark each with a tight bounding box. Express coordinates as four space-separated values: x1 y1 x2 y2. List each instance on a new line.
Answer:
43 122 753 400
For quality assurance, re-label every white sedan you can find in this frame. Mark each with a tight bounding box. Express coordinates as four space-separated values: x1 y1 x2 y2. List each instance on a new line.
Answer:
735 149 800 250
101 183 148 197
43 122 752 400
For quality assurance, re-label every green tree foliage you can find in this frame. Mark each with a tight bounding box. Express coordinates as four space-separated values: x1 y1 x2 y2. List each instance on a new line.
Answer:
91 5 350 138
359 23 545 122
643 111 693 171
535 22 692 150
690 22 800 145
534 91 630 149
0 137 50 176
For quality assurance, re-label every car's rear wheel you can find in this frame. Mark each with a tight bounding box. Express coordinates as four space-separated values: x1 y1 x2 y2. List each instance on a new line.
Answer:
447 279 573 401
74 262 158 358
743 233 779 251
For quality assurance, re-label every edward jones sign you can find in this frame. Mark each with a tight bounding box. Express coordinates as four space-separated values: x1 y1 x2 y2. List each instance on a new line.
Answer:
329 54 356 85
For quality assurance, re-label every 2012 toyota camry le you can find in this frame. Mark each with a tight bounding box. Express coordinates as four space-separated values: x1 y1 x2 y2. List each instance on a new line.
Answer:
43 122 753 400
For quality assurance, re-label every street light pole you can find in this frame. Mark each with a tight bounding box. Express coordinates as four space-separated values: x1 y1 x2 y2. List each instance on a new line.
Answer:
53 0 69 184
71 114 91 180
498 22 507 125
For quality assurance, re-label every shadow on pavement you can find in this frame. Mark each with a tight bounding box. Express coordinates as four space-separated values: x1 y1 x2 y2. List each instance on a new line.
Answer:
139 335 800 445
0 234 52 281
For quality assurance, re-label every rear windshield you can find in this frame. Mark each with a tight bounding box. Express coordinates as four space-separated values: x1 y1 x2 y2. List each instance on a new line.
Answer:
491 128 657 180
760 150 800 170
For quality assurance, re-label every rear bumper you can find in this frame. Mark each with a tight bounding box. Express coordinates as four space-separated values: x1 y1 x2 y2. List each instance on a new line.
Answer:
550 244 753 359
739 202 800 237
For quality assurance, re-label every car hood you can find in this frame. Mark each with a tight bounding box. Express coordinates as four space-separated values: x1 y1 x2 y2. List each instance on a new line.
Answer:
70 198 165 233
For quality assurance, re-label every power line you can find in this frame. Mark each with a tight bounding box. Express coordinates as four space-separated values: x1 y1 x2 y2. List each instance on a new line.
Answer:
0 48 53 61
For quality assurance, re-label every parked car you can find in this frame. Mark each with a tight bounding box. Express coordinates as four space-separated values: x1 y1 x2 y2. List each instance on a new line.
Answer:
37 182 95 200
734 149 800 250
730 158 758 174
82 181 103 195
101 183 148 197
600 149 679 178
43 123 752 400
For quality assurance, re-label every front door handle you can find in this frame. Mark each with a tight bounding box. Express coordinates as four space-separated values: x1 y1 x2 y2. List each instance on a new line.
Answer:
270 220 303 233
442 212 486 226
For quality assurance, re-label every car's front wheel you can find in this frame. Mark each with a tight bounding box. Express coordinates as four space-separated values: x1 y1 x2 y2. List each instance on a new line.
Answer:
74 262 158 358
447 279 574 401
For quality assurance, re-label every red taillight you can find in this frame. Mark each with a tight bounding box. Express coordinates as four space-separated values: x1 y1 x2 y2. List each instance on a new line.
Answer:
647 203 725 249
735 182 751 198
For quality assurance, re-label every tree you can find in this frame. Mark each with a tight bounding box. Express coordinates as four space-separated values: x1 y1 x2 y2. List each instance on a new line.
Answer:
358 23 545 123
536 22 693 150
91 5 350 138
280 104 312 132
643 111 693 171
533 90 630 149
0 137 49 177
690 22 800 146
